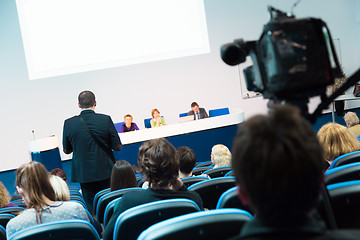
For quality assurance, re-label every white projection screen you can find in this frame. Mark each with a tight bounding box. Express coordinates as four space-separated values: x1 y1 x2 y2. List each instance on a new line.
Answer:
15 0 210 80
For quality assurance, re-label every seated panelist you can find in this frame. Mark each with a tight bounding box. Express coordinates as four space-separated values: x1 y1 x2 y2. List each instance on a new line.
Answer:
188 102 208 120
150 108 165 128
120 114 139 133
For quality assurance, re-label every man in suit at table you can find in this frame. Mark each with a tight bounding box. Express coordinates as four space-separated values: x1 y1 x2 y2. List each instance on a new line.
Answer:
62 90 122 213
188 102 209 120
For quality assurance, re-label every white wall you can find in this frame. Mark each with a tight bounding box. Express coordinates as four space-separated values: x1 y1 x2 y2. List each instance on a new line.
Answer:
0 0 359 171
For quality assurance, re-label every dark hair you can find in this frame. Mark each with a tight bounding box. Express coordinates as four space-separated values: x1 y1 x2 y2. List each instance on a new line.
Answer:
78 90 95 108
138 138 179 188
49 168 67 182
16 161 56 223
177 146 196 175
191 102 199 108
110 160 137 191
232 105 324 226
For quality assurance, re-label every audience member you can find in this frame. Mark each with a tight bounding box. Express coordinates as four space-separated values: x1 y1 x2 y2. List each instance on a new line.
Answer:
150 108 165 127
344 111 360 137
0 181 16 208
317 122 360 168
103 138 203 240
211 144 231 168
188 102 208 120
230 105 360 239
49 168 67 182
6 162 89 239
177 146 197 178
110 160 137 191
120 114 139 133
49 175 70 201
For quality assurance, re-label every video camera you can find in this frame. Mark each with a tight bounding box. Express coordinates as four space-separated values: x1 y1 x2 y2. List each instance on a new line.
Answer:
221 6 348 121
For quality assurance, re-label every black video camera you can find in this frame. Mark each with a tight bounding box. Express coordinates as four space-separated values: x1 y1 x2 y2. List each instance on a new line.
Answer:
221 6 343 110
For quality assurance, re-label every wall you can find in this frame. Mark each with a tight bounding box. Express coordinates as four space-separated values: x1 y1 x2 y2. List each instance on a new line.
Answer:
0 0 359 171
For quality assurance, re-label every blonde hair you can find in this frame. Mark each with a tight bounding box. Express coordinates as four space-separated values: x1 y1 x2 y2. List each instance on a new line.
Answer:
151 109 160 118
212 144 231 167
124 114 133 121
49 175 70 201
0 181 11 207
317 123 360 161
344 112 359 127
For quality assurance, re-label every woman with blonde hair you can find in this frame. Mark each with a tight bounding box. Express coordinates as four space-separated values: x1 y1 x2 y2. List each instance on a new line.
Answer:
211 144 232 168
150 109 165 127
317 122 360 169
6 162 89 239
0 181 16 208
343 111 360 137
49 175 70 201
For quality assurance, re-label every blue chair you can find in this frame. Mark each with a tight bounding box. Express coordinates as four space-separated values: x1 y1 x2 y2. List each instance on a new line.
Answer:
329 151 360 169
188 177 236 209
225 170 234 176
93 188 111 213
0 207 25 214
138 209 253 240
0 225 5 240
195 161 212 168
325 162 360 185
144 118 152 128
181 176 209 188
179 112 188 118
113 198 201 240
202 166 232 178
8 220 100 240
114 122 124 133
209 107 230 117
103 197 122 228
0 213 15 229
216 186 255 214
192 166 212 176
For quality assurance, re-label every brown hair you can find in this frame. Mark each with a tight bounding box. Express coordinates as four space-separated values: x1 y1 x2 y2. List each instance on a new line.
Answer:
124 114 133 121
317 122 360 161
110 160 137 191
0 181 11 208
49 168 67 182
16 162 56 223
78 90 95 108
137 138 179 188
151 109 160 118
177 146 196 175
191 102 199 108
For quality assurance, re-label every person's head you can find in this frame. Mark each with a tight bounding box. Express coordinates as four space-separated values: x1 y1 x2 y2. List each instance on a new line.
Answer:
138 138 179 188
177 146 196 178
110 160 137 191
232 105 324 226
124 114 133 126
78 90 96 109
317 122 360 162
49 168 67 182
49 175 70 201
191 102 199 114
151 109 160 118
344 112 359 128
211 144 231 167
0 181 11 208
16 162 55 216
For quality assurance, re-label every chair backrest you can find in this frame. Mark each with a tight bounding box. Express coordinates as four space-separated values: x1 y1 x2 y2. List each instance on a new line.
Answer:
0 225 5 240
195 161 212 168
325 162 360 185
138 208 253 240
113 198 201 240
225 170 234 177
192 167 212 176
209 107 230 117
103 197 122 228
0 213 15 229
326 180 360 228
93 188 111 213
216 186 255 215
8 220 100 240
0 207 25 215
114 122 124 133
330 151 360 169
179 112 188 118
84 209 103 236
181 176 209 188
96 187 145 223
202 166 232 178
188 177 236 209
144 118 152 129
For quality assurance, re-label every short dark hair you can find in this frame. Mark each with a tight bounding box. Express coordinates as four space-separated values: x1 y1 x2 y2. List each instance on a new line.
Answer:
78 90 95 108
177 146 196 175
138 138 179 187
191 102 199 108
49 168 67 182
232 105 324 226
110 160 137 191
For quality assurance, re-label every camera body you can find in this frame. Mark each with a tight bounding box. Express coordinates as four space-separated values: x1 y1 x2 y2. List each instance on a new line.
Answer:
221 7 342 103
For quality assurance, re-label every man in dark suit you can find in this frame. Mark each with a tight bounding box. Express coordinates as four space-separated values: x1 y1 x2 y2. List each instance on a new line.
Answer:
188 102 208 120
63 90 122 213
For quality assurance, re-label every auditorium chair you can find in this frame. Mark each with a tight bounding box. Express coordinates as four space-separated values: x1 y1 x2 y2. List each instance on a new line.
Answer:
96 187 145 223
0 213 15 229
192 166 212 176
93 188 111 214
329 151 360 169
216 186 255 215
113 198 201 240
114 122 125 133
8 220 100 240
181 176 209 188
325 162 360 185
209 107 230 117
188 177 236 209
179 112 188 117
194 161 213 168
144 118 152 129
103 197 122 228
225 170 234 176
0 225 5 240
0 207 25 215
202 166 232 178
137 209 253 240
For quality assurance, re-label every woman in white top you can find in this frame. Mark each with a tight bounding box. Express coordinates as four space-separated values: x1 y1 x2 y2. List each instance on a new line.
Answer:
6 161 89 239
